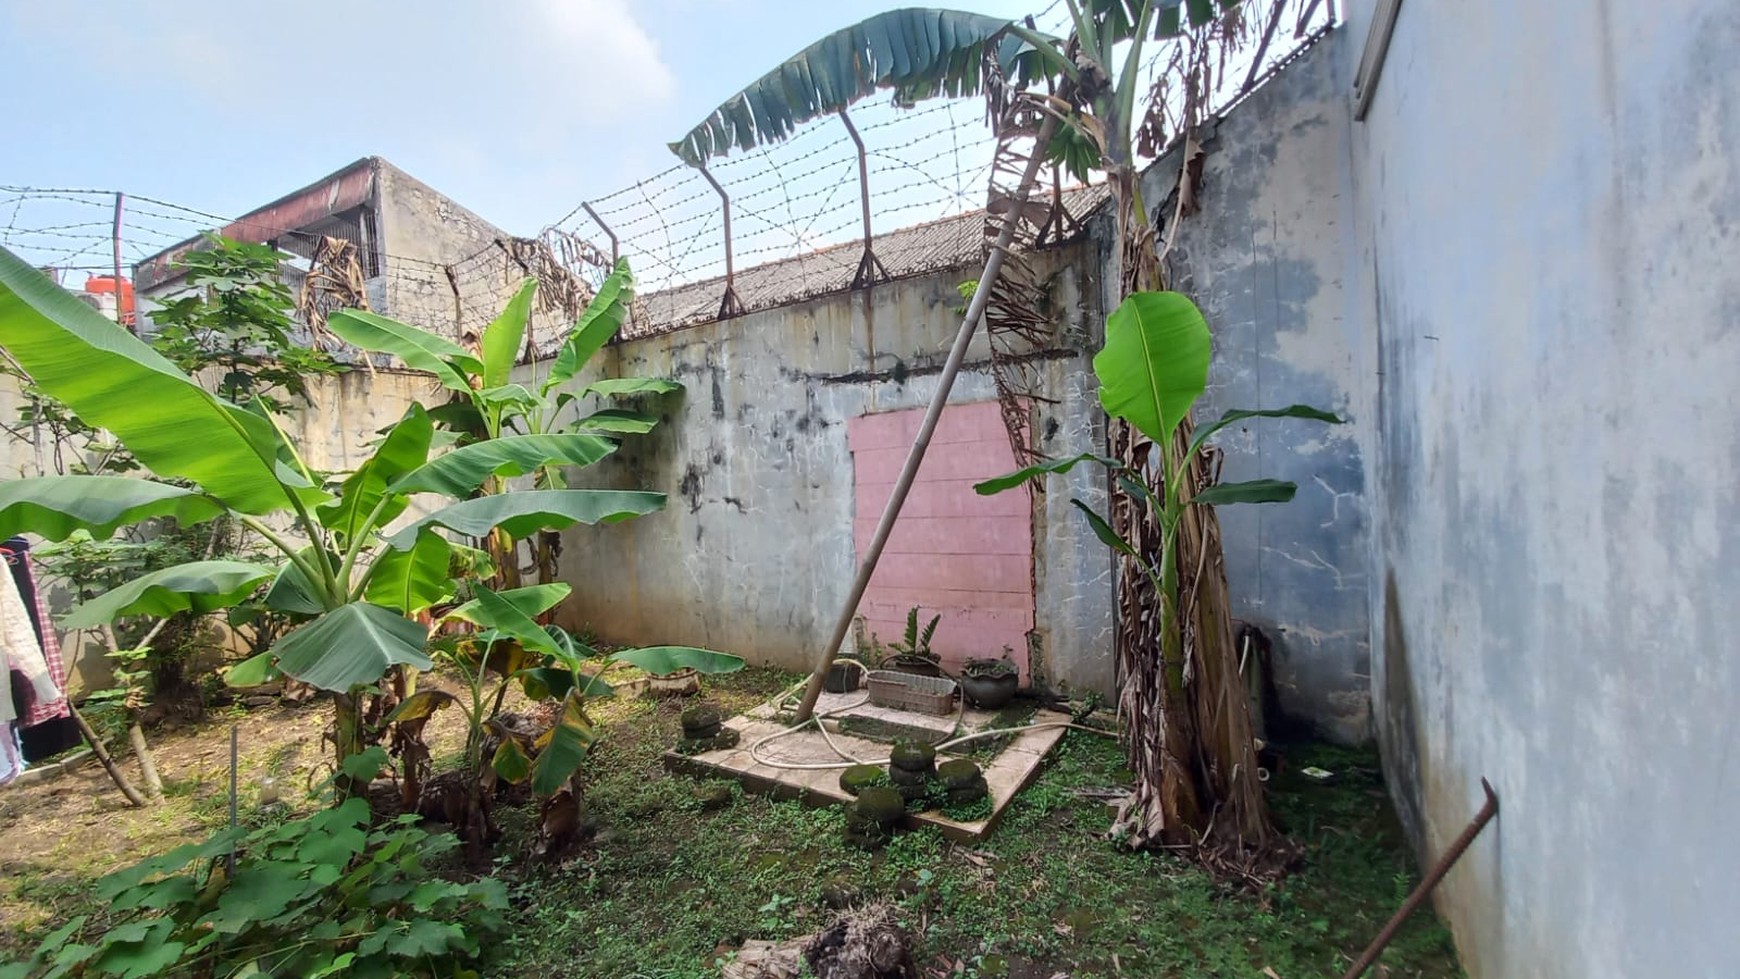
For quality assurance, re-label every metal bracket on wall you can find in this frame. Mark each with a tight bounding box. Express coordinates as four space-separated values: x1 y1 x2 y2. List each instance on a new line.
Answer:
698 164 746 319
1353 0 1404 120
580 201 619 266
839 109 889 291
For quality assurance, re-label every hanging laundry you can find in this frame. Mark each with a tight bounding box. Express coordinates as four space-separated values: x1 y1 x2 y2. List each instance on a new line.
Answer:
7 538 69 725
0 550 60 730
1 539 80 761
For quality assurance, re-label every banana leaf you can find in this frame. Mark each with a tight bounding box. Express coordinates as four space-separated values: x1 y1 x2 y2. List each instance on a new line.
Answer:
326 309 481 393
59 560 274 630
387 490 666 549
973 453 1120 496
570 409 660 435
0 248 296 515
462 587 563 657
543 261 634 395
1187 404 1344 457
315 404 434 543
444 583 572 626
362 530 455 614
609 646 745 677
1191 479 1299 506
0 476 224 542
1093 291 1212 446
270 602 431 692
388 434 619 498
531 689 598 795
481 279 537 390
578 378 683 399
670 8 1048 165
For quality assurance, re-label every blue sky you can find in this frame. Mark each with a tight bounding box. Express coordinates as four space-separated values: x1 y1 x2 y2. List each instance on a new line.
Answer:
1 0 1042 236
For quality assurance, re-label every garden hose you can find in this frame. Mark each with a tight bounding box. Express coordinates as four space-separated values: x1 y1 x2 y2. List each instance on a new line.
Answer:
744 664 1114 771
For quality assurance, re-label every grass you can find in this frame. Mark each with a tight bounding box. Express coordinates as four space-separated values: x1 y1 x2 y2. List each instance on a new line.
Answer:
1 668 1463 979
486 670 1462 979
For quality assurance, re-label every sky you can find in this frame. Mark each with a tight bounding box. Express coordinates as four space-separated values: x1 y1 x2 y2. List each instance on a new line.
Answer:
0 0 1047 237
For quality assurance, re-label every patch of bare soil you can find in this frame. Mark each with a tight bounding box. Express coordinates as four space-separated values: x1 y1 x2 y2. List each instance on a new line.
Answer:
0 687 483 946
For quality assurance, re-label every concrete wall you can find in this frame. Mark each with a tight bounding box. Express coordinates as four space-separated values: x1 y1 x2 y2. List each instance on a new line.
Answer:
1344 1 1740 976
553 248 1120 695
375 163 574 351
1143 34 1371 743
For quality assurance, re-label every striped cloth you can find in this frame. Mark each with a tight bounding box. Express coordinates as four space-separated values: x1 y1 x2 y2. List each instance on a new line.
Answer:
19 554 68 726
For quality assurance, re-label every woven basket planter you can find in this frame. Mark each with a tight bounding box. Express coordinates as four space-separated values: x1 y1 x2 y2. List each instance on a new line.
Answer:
866 670 957 716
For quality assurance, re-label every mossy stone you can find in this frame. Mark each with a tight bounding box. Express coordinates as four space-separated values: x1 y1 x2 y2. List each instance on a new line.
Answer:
692 783 734 811
675 727 740 756
937 759 982 789
839 764 886 796
946 777 989 805
889 741 936 774
680 705 722 738
821 877 863 909
887 765 929 787
854 786 907 825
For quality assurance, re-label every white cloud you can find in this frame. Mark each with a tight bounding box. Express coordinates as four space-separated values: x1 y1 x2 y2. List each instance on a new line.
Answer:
522 0 678 117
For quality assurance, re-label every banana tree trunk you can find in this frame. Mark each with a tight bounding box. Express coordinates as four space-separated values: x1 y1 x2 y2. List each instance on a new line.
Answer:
332 691 366 801
1106 155 1274 849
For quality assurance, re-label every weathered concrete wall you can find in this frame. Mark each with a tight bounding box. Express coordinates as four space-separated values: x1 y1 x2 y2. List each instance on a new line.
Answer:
554 248 1119 695
375 164 561 344
0 366 431 695
1344 0 1740 975
1138 34 1371 743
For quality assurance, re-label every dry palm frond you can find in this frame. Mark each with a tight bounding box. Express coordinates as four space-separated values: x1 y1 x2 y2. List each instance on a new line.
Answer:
298 235 370 346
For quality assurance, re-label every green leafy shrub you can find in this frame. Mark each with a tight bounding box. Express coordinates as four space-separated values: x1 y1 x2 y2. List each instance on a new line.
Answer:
3 764 507 978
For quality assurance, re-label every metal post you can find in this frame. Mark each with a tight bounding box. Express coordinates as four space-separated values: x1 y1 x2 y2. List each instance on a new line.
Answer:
111 192 127 330
1341 778 1500 979
580 201 619 266
839 109 887 290
793 112 1062 724
227 723 239 876
697 165 745 319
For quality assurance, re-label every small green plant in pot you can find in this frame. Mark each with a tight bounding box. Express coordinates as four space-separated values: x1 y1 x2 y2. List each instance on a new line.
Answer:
960 649 1020 709
881 606 942 677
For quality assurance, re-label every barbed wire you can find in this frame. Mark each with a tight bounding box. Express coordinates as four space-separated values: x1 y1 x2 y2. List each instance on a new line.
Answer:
0 0 1330 346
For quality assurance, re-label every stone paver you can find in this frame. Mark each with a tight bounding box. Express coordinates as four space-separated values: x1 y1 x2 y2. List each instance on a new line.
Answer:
666 708 1072 841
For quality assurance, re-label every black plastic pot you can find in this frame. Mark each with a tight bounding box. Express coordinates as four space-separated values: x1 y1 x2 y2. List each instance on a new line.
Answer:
824 661 865 693
960 672 1018 709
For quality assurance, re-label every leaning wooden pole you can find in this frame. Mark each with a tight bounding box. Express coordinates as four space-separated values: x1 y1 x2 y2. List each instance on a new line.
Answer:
792 112 1061 724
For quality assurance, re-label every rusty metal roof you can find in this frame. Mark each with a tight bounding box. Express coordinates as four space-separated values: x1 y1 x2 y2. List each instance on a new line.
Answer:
630 184 1108 339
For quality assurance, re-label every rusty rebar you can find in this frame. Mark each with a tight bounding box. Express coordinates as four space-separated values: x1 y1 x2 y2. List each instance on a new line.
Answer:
1341 777 1500 979
580 201 619 266
697 164 744 319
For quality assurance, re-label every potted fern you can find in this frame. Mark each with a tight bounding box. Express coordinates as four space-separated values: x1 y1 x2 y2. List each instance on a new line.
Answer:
882 607 942 677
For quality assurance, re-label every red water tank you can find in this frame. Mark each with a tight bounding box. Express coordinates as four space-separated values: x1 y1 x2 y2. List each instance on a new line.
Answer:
83 275 136 327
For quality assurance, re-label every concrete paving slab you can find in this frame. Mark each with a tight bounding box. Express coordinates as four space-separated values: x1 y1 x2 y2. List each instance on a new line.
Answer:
665 705 1074 842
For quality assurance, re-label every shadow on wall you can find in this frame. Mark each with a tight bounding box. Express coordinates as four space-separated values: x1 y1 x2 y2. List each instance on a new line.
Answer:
1380 569 1427 853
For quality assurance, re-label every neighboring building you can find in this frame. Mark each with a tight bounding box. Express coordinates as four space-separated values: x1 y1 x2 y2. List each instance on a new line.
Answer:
133 156 524 346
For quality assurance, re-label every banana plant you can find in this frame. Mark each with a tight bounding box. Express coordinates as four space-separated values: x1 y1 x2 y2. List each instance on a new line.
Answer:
386 581 743 858
974 290 1340 685
0 245 671 787
328 259 680 589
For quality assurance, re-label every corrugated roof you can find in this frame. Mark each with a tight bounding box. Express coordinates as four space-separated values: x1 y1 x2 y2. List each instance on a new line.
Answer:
630 184 1108 339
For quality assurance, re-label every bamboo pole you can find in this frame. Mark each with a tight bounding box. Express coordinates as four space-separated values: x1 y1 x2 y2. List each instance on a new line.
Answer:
792 112 1061 724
